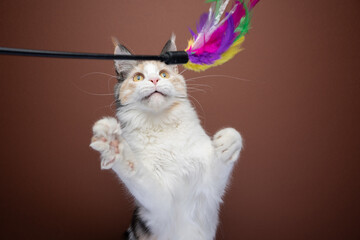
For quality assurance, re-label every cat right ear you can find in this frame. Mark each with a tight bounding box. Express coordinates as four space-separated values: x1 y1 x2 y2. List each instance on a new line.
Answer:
113 38 137 82
161 34 179 73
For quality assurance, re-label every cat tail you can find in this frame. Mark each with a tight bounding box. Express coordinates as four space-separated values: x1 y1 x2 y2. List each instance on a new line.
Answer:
123 207 151 240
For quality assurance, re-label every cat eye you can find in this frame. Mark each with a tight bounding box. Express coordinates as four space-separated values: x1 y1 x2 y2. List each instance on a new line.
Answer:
133 73 144 82
159 70 170 79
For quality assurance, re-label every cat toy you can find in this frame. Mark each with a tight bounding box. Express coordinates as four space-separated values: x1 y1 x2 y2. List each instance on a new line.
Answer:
0 0 259 72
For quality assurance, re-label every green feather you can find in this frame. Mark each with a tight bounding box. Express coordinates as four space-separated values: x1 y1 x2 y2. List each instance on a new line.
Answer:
205 0 253 42
234 0 251 42
206 0 223 18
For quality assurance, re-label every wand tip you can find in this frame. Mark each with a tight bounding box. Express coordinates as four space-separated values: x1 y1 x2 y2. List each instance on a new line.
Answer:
161 51 189 65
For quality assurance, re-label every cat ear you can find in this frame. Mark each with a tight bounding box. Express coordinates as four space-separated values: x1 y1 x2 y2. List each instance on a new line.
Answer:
112 37 137 81
161 33 177 54
161 34 178 73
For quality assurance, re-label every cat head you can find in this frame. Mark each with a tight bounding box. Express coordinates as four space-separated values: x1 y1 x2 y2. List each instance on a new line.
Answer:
113 35 187 113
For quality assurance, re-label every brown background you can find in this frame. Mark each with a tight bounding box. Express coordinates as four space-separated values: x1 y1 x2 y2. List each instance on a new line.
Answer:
0 0 359 239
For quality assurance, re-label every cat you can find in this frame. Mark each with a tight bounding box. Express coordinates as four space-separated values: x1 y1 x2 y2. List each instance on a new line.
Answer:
90 35 243 240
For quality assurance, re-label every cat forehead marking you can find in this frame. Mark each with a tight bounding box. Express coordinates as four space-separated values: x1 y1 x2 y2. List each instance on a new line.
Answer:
137 61 164 76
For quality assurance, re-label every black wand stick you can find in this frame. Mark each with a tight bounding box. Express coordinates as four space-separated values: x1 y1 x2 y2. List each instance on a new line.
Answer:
0 47 189 65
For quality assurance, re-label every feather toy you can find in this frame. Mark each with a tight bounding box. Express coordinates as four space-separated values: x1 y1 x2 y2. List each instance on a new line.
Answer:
0 0 260 72
184 0 260 71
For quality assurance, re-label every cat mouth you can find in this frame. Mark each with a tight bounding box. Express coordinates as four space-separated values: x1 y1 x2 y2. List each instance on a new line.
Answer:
145 91 166 99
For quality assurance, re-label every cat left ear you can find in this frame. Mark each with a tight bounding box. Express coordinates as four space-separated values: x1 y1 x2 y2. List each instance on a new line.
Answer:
161 34 178 73
161 33 177 54
113 37 137 81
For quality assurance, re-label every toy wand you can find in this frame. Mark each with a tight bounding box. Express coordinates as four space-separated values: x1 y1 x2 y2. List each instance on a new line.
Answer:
0 0 259 72
0 47 189 65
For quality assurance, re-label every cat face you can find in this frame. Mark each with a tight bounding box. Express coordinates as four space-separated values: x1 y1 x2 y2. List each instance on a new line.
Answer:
113 36 187 112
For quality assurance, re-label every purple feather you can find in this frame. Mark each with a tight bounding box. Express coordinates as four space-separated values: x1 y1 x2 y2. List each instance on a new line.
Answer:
188 52 221 64
196 13 209 33
188 12 236 64
188 27 197 39
216 15 236 54
187 0 260 66
249 0 260 10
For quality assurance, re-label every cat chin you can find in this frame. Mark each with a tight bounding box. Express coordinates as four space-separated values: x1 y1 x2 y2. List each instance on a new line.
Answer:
142 92 171 111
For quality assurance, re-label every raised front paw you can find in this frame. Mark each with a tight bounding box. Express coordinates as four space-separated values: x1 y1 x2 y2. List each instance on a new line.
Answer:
213 128 243 164
90 117 123 169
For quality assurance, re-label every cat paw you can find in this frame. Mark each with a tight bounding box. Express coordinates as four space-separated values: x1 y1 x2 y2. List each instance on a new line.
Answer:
90 117 123 169
213 128 243 164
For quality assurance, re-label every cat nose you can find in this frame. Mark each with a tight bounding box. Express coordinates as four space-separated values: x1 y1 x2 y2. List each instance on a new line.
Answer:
150 78 159 85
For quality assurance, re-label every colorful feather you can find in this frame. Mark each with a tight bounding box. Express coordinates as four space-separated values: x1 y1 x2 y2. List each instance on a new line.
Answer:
184 0 260 72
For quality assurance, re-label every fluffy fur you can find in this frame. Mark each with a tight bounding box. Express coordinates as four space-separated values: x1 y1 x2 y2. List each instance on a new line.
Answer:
90 36 243 240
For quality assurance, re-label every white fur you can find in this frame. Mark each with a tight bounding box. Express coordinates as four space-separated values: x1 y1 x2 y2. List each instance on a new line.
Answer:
90 62 242 240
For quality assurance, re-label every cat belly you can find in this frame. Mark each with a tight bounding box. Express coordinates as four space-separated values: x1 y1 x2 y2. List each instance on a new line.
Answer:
118 126 222 240
139 186 219 240
134 141 219 239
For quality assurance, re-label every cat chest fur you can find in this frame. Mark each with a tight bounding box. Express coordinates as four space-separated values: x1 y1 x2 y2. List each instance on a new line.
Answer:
123 123 213 185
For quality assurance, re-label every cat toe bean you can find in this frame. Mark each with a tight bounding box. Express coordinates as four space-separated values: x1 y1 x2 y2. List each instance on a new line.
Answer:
213 128 243 163
90 117 125 169
89 139 109 152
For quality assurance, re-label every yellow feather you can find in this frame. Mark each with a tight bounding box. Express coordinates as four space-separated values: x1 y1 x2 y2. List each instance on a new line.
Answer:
185 38 194 51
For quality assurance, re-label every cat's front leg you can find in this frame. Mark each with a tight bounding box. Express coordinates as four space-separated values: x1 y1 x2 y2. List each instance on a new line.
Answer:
213 128 243 164
211 128 243 194
90 117 134 174
90 118 168 210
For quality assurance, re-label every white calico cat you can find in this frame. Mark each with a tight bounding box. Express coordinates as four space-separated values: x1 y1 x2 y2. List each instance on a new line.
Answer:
90 35 243 240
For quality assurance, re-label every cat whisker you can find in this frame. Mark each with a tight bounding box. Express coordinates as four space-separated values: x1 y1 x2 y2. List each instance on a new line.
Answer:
76 71 118 96
180 68 188 75
186 83 212 89
187 94 206 122
107 74 116 94
71 81 114 96
185 74 253 82
186 82 213 94
91 99 118 115
81 71 117 79
186 87 208 94
109 99 118 111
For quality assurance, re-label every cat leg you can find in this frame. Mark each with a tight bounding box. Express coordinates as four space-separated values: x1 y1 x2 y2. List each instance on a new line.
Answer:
90 118 171 212
210 128 243 201
90 117 135 173
213 128 243 164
